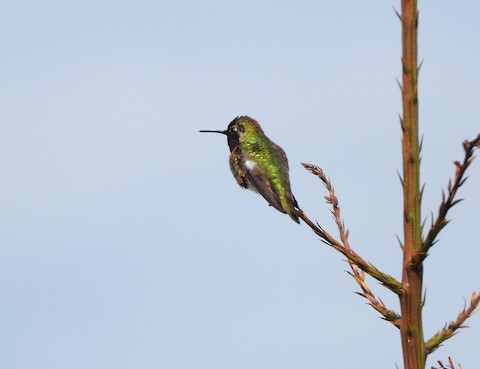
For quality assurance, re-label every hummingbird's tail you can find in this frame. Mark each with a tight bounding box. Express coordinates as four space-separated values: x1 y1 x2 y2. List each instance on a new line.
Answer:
288 197 301 224
289 213 300 224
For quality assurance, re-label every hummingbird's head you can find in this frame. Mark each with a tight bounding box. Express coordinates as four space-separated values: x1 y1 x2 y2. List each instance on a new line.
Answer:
199 116 263 152
224 116 264 151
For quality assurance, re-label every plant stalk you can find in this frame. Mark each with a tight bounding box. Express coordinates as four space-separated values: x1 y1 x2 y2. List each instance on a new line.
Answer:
399 1 425 369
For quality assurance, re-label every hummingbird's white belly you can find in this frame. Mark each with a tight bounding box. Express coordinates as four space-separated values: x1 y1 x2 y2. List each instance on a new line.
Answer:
245 160 257 171
244 160 259 193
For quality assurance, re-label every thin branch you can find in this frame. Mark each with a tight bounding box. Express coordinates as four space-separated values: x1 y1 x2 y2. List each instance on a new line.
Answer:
425 292 480 354
321 165 402 326
350 266 401 328
298 163 403 297
418 134 480 265
300 163 402 325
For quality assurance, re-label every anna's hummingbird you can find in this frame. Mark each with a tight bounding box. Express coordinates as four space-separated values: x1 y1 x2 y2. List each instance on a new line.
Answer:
200 116 300 223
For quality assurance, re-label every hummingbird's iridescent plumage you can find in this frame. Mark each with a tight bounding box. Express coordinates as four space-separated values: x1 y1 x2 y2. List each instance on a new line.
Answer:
200 116 300 223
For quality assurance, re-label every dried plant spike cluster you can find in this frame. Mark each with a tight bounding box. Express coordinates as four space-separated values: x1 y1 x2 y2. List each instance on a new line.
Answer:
425 292 480 354
431 357 463 369
419 134 480 265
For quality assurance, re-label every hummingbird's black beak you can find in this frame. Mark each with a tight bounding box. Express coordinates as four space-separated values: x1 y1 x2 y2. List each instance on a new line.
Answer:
199 130 227 135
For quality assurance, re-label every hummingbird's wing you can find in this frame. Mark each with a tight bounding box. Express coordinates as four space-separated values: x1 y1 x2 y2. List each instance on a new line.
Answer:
245 142 300 223
230 144 285 212
245 169 286 214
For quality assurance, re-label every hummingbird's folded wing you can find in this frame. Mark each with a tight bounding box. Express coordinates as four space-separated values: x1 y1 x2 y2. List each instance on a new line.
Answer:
246 171 286 214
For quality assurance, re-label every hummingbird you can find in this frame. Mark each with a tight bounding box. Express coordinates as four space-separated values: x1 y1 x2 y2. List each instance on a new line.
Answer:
200 116 300 223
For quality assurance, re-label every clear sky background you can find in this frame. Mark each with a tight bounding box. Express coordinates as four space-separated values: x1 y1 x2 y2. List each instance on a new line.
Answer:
1 1 479 368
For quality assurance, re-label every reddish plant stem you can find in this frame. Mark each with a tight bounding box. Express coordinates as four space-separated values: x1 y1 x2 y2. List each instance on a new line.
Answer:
399 1 425 368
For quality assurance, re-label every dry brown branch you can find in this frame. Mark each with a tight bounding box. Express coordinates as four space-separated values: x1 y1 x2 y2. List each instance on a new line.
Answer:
297 163 402 324
425 292 480 354
319 166 401 326
419 134 480 265
350 266 401 328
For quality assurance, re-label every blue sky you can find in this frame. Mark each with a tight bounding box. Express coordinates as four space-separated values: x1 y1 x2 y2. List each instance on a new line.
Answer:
1 1 479 368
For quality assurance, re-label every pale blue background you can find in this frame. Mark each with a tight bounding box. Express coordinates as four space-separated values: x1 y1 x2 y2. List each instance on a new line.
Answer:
1 1 479 368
